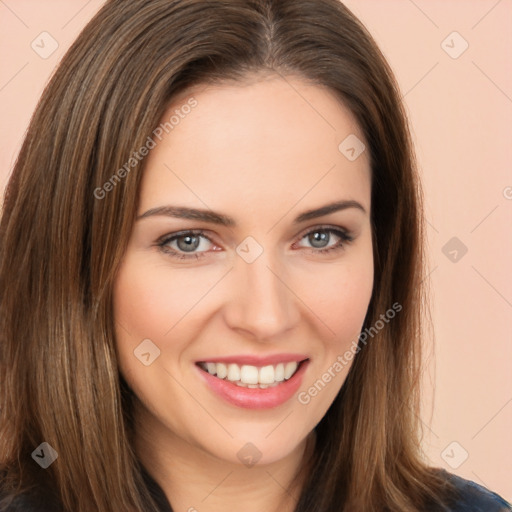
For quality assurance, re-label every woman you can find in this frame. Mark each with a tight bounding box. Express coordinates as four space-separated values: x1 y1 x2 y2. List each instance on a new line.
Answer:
0 0 510 511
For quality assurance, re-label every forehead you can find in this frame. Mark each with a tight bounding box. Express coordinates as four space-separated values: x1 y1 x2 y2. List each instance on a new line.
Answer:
138 76 371 220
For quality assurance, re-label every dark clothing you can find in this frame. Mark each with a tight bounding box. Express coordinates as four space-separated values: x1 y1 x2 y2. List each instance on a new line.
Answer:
1 468 510 511
442 472 511 511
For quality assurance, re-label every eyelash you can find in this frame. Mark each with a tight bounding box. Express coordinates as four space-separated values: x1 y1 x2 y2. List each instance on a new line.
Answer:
156 226 354 261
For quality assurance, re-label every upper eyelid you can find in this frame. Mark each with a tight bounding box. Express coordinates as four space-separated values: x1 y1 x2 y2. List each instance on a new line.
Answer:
158 230 217 246
296 224 351 239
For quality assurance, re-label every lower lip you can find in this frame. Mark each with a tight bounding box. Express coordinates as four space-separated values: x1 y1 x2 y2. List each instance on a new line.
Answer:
195 360 309 410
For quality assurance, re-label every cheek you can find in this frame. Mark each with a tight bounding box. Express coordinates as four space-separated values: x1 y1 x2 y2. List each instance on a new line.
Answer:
293 253 373 413
112 257 212 411
331 269 373 340
113 256 214 343
295 255 374 347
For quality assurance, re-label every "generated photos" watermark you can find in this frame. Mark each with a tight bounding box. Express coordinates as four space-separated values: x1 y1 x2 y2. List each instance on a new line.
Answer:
298 302 402 405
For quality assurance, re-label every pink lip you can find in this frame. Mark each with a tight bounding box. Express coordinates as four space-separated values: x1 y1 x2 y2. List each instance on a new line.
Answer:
196 353 308 366
195 359 310 410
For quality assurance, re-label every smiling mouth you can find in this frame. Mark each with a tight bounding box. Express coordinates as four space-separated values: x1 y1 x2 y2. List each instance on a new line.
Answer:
196 360 308 389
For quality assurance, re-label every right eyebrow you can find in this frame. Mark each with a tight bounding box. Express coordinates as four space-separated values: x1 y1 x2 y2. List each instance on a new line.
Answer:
136 205 235 226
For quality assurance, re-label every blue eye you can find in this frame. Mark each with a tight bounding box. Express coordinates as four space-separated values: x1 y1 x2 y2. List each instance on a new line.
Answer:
157 230 215 260
296 227 354 254
156 226 354 260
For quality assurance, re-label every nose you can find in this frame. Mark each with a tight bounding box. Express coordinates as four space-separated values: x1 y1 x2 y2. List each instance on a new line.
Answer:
222 249 300 341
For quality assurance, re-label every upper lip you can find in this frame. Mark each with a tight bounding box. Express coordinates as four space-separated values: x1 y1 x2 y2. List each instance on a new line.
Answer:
196 353 309 366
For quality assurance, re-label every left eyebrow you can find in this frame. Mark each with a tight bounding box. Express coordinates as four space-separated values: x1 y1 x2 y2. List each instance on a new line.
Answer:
136 199 367 225
292 200 367 223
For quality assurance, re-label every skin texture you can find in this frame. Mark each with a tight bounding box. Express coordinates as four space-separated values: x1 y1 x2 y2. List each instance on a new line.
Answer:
113 75 374 512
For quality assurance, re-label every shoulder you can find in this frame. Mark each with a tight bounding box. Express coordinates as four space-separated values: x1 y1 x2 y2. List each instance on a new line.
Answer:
0 496 59 512
0 486 61 512
0 495 45 512
440 470 512 511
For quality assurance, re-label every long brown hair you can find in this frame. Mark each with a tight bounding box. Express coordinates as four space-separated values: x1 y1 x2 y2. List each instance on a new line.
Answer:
0 0 456 510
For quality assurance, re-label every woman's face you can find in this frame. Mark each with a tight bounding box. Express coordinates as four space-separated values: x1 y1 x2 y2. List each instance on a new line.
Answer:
113 75 373 466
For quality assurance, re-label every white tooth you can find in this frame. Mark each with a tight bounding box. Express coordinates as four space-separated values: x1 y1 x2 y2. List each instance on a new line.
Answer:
274 363 285 382
206 362 217 375
259 384 269 389
235 381 248 387
284 362 298 380
216 363 228 379
258 365 275 384
227 363 241 381
247 384 259 388
240 365 259 384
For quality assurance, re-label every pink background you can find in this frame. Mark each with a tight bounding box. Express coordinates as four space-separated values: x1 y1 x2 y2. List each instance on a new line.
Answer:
1 0 510 500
